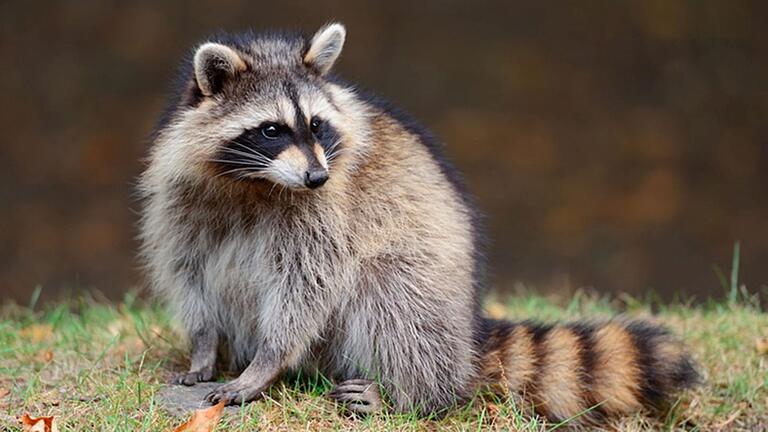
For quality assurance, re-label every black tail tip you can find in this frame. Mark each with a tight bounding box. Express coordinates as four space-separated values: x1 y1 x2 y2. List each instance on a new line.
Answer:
671 354 701 390
624 320 700 409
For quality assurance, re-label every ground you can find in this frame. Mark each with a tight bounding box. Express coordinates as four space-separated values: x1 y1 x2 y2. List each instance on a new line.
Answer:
0 289 765 431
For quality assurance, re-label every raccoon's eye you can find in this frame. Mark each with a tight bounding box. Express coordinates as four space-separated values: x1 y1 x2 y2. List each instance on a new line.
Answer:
261 123 281 139
310 117 322 134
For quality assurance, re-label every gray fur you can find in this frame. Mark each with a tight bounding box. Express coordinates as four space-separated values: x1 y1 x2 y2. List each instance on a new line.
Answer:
140 23 480 415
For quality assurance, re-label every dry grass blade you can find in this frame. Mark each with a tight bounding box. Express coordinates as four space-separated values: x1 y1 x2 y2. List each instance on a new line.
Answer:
714 409 741 430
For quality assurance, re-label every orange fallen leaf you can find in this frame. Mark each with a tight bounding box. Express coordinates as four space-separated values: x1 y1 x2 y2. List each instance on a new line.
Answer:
21 413 59 432
173 401 225 432
485 402 501 422
756 337 768 355
39 350 54 363
20 324 53 343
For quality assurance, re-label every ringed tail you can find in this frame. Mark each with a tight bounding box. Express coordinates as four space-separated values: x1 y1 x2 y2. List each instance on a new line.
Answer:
478 318 699 423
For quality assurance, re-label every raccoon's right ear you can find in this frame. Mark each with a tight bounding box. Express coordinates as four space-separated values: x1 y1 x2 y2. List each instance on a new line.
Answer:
193 43 247 97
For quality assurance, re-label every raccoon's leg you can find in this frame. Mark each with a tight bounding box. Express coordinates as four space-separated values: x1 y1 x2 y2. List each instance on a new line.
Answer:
167 262 220 386
204 347 282 405
171 326 218 385
328 379 383 414
336 258 478 416
204 272 343 405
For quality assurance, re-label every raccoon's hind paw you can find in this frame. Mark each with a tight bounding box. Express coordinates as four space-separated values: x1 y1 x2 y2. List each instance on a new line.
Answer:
170 366 216 386
328 379 383 415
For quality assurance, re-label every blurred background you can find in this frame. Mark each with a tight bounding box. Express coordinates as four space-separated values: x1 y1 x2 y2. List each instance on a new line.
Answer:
1 1 766 303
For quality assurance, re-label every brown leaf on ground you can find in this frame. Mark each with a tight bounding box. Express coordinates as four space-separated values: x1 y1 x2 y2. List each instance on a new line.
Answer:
0 388 9 399
21 414 59 432
756 337 768 355
39 350 54 363
173 401 225 432
19 324 53 343
485 402 501 425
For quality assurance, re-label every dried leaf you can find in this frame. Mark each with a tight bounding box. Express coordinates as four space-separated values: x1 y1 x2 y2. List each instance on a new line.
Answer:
20 324 53 343
756 337 768 355
485 402 501 423
39 350 54 363
486 402 500 416
21 414 59 432
0 388 9 399
173 401 225 432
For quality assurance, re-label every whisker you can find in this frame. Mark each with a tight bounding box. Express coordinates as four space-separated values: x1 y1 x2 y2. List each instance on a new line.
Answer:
267 180 280 198
327 147 347 158
220 146 272 164
229 141 273 163
208 158 268 167
326 148 348 165
215 167 261 179
218 150 270 168
326 139 343 154
325 138 343 155
217 150 262 163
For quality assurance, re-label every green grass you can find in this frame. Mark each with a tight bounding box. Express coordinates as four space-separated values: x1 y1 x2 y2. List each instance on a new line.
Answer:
0 288 765 431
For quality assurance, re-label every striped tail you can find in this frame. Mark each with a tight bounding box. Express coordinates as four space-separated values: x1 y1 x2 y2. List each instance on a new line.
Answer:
477 318 699 424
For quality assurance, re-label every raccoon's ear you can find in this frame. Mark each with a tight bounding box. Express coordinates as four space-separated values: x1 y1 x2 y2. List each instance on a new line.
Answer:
304 23 346 75
193 43 247 97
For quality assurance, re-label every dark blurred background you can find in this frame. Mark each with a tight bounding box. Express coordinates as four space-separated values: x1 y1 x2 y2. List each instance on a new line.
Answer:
1 1 767 303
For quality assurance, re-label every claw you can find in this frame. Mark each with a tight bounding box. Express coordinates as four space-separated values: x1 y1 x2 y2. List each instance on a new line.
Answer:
328 379 383 415
170 367 216 386
203 379 264 406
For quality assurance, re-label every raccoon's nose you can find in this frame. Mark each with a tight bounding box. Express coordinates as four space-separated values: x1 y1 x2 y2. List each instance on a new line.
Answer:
305 169 329 189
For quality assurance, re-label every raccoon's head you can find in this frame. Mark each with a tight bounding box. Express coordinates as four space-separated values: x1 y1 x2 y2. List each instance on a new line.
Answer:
153 23 367 192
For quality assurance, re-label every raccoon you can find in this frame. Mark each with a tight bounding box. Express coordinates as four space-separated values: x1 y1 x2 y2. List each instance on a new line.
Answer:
138 23 698 423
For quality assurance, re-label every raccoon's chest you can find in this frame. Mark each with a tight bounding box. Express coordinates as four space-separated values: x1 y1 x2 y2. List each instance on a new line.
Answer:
199 223 286 301
197 211 354 306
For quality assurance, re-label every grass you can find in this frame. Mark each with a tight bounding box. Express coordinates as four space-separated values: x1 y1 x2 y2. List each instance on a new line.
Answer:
0 287 765 432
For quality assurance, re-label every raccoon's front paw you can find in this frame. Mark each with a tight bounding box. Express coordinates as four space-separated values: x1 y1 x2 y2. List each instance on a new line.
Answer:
204 378 264 405
170 366 216 386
